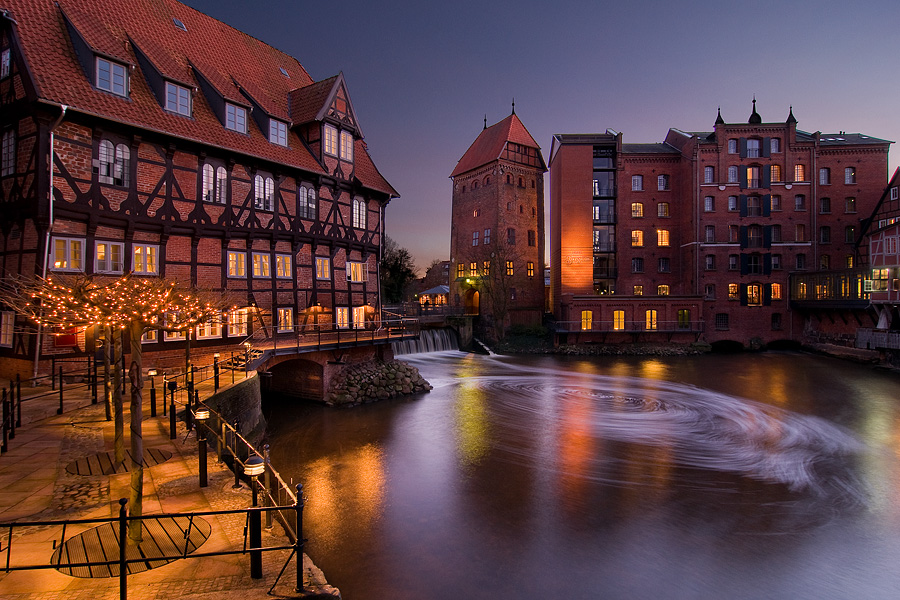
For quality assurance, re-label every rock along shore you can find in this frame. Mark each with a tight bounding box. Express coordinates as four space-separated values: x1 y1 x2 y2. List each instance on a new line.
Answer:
325 360 432 406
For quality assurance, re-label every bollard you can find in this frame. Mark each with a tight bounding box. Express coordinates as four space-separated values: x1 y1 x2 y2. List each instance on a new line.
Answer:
7 387 14 441
15 374 21 428
1 390 8 454
150 383 156 418
162 374 167 416
57 367 63 415
118 498 128 599
91 356 98 404
231 352 235 384
168 380 177 440
214 355 220 391
295 483 305 592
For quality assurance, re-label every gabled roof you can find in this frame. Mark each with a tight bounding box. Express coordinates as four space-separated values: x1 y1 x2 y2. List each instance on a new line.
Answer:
353 139 398 197
451 112 543 177
2 0 396 197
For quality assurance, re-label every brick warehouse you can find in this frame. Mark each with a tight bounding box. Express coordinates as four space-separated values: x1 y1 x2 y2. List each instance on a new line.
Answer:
0 0 397 378
550 102 891 347
449 110 546 338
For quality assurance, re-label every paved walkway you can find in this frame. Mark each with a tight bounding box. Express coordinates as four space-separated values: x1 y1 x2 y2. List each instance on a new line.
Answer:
0 372 339 599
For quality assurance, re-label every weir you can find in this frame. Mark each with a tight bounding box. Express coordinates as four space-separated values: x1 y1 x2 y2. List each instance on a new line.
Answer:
393 328 459 355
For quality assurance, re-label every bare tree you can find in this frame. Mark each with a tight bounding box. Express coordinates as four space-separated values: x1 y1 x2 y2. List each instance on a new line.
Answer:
475 242 527 341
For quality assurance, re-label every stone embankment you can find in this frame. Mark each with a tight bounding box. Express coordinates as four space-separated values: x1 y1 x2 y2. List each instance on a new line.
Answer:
326 360 432 406
552 343 710 356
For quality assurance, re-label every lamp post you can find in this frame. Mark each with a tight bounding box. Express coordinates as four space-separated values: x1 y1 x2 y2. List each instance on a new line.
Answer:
245 455 265 579
148 369 157 417
213 353 220 391
243 342 251 373
195 407 209 488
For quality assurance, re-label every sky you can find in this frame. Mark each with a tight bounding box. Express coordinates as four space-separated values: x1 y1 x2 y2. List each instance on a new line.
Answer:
182 0 900 273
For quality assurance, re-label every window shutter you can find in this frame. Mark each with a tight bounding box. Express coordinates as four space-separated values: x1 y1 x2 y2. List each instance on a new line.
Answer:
762 137 771 158
764 284 773 306
763 226 772 249
762 166 771 189
740 252 749 274
739 195 748 217
740 226 748 248
764 254 772 274
740 283 749 306
762 194 771 217
739 138 748 159
739 167 747 189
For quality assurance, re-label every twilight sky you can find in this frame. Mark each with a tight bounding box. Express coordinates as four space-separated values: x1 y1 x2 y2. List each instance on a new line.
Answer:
182 0 900 272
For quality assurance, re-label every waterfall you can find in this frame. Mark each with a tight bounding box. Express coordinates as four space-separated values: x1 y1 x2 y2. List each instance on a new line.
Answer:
393 328 459 355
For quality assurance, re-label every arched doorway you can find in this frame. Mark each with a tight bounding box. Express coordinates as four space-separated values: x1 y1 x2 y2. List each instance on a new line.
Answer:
464 289 480 315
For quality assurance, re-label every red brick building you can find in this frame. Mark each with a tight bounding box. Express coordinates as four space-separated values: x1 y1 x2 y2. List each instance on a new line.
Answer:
449 111 546 338
0 0 397 376
550 103 890 347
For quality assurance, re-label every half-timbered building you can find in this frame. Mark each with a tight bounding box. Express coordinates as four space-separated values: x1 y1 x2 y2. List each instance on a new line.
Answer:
0 0 397 377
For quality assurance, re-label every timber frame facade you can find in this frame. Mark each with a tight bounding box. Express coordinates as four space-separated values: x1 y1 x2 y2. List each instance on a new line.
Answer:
0 0 398 376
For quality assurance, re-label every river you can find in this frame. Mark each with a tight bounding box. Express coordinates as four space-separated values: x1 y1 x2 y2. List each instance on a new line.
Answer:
264 351 900 600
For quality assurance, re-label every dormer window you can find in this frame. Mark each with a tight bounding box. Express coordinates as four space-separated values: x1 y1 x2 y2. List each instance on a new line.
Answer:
96 57 128 96
225 103 247 133
165 82 191 116
269 119 288 146
323 124 338 156
340 131 353 162
1 48 10 79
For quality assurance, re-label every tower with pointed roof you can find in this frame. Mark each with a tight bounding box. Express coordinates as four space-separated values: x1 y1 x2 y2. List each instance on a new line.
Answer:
449 110 547 339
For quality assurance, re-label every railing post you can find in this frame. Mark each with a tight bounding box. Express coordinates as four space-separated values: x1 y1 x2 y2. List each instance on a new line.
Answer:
168 380 177 440
15 374 21 427
295 483 305 593
231 421 242 489
118 498 128 600
231 352 235 384
57 367 63 415
7 385 14 441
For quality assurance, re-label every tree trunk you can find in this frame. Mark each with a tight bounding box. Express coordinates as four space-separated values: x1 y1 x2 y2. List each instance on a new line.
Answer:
127 320 144 545
113 328 125 466
102 326 112 421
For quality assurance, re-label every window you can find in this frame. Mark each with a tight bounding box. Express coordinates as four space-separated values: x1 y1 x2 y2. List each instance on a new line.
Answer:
472 231 479 246
845 197 856 213
676 309 691 330
845 226 856 243
728 254 738 270
728 166 738 183
613 310 625 331
724 196 736 212
163 313 185 341
747 196 761 216
316 257 331 280
772 254 781 270
340 131 354 161
95 241 124 274
771 224 782 242
97 140 130 186
846 255 854 268
771 138 781 153
298 187 316 219
657 229 670 247
528 230 536 247
196 320 221 339
705 225 715 243
729 225 739 243
96 57 127 96
581 311 593 331
633 285 643 296
819 226 831 244
254 175 275 211
704 196 714 212
631 203 644 218
133 244 158 275
819 197 831 214
165 82 191 116
747 139 760 158
845 167 856 184
227 250 246 277
747 284 762 306
225 103 247 133
277 307 293 333
657 284 670 296
457 263 464 278
772 283 782 300
51 237 84 272
704 166 714 183
705 284 716 300
728 283 739 300
352 306 366 330
771 313 782 330
658 202 670 217
507 228 516 245
715 313 729 330
323 124 338 156
0 311 13 348
892 188 899 201
347 261 366 282
252 253 270 277
353 198 367 229
747 254 762 274
269 119 288 146
657 174 670 191
631 230 643 247
505 261 514 276
819 168 831 185
336 307 349 329
527 261 535 277
794 194 806 211
771 195 781 211
728 139 738 154
645 310 657 330
795 224 806 242
228 309 248 337
202 164 228 203
632 257 644 273
484 228 491 244
469 262 477 277
483 261 490 276
1 129 14 176
705 255 715 270
632 175 643 191
796 253 806 270
770 165 781 183
0 48 9 79
794 164 806 182
746 166 760 189
473 208 480 217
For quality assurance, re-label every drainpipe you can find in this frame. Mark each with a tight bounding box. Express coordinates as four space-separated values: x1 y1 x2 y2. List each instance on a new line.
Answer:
33 103 68 381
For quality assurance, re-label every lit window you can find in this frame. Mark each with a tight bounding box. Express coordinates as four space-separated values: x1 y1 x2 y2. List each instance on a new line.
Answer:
315 257 331 280
95 241 124 274
269 119 288 146
227 251 246 277
746 139 760 158
353 198 367 229
340 131 354 161
728 283 739 300
632 175 643 191
484 228 491 244
771 283 782 300
747 284 762 306
347 261 366 282
483 261 490 276
527 261 535 277
771 165 781 183
794 164 806 182
165 82 191 116
657 174 670 191
0 48 10 79
581 311 593 331
631 203 644 218
1 129 15 177
728 166 738 183
254 175 275 211
845 167 856 184
196 320 221 339
96 57 127 96
645 310 657 330
506 261 514 276
658 202 669 217
225 103 247 133
657 229 670 247
613 310 625 331
746 166 760 188
472 231 479 246
228 309 248 337
704 166 714 183
704 196 714 212
657 284 670 296
51 237 84 272
819 168 830 185
133 244 158 275
275 255 292 278
252 253 270 277
473 208 480 217
277 307 293 333
352 306 366 329
633 285 644 296
2 311 15 347
631 230 643 247
336 307 349 329
299 187 317 219
97 140 130 186
457 263 464 278
323 124 338 156
164 312 186 340
469 262 477 276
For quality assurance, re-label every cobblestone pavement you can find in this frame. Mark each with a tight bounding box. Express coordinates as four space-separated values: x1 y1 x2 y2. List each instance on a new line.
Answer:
0 376 339 600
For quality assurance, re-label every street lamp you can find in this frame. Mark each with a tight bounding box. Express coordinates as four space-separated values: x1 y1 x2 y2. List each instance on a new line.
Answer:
194 407 210 487
148 369 158 417
245 455 265 579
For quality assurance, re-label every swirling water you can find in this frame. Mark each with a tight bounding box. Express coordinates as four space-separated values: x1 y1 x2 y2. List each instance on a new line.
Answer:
265 351 900 600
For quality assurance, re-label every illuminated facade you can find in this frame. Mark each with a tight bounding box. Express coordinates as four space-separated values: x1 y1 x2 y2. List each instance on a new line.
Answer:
550 103 890 346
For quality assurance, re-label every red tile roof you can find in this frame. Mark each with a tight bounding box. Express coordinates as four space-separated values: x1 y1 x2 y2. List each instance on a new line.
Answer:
289 75 338 126
450 113 542 177
4 0 396 197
